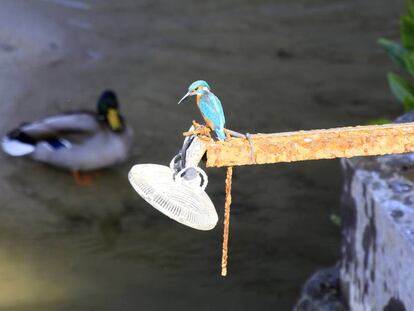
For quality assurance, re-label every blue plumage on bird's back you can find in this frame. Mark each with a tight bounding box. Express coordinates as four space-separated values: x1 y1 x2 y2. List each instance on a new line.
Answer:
198 91 226 141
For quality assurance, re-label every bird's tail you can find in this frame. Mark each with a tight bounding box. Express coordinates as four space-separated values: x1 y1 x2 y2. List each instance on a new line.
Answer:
1 129 35 156
215 128 226 141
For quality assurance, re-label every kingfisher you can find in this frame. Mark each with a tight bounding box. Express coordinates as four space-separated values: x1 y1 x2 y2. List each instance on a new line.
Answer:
178 80 256 162
178 80 226 141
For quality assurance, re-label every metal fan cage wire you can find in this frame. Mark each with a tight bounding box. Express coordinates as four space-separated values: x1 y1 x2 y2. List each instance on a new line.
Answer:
175 166 208 191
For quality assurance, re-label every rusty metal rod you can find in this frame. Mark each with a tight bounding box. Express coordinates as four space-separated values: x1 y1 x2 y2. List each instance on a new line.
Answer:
221 166 233 277
203 123 414 167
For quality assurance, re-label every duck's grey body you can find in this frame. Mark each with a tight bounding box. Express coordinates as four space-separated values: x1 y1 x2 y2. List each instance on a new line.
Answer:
2 112 133 171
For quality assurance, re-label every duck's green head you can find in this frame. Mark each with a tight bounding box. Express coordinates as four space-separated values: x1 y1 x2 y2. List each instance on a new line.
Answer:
178 80 211 104
97 90 123 132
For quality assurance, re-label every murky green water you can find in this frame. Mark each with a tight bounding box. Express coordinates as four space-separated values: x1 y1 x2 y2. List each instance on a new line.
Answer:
0 0 404 309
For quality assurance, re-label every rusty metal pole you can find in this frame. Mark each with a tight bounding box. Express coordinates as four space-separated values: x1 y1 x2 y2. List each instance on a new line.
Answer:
199 123 414 167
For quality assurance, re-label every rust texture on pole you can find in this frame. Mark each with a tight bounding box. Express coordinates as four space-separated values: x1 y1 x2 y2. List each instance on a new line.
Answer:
203 123 414 168
221 166 233 277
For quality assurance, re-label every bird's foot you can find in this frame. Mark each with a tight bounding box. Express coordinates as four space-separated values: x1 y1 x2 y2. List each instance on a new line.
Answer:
72 170 94 186
183 122 212 138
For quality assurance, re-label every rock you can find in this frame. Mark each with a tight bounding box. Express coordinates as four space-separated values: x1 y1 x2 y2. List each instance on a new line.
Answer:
294 264 347 311
339 111 414 310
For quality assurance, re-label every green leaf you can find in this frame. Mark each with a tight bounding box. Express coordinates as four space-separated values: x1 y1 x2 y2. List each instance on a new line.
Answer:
407 0 414 18
367 118 392 125
401 15 414 50
387 72 414 104
378 38 407 69
330 214 341 227
404 52 414 76
404 97 414 110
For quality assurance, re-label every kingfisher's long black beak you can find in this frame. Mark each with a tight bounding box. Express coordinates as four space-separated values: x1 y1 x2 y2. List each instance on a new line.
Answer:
178 92 191 104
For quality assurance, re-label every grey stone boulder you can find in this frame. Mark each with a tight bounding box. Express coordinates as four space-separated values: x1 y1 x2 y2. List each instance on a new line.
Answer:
340 111 414 310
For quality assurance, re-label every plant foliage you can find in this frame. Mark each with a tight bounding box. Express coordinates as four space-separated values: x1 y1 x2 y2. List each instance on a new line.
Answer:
379 0 414 111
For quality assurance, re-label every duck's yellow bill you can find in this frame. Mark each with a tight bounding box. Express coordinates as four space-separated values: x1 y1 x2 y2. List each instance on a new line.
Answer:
107 108 122 131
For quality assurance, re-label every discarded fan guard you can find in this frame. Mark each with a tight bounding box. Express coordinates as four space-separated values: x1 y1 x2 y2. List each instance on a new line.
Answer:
128 164 218 231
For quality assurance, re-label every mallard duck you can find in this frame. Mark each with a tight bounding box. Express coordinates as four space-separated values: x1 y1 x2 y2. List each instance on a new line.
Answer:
2 90 133 184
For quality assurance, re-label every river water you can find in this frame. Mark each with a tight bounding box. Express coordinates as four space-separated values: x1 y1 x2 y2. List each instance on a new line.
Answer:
0 0 404 310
